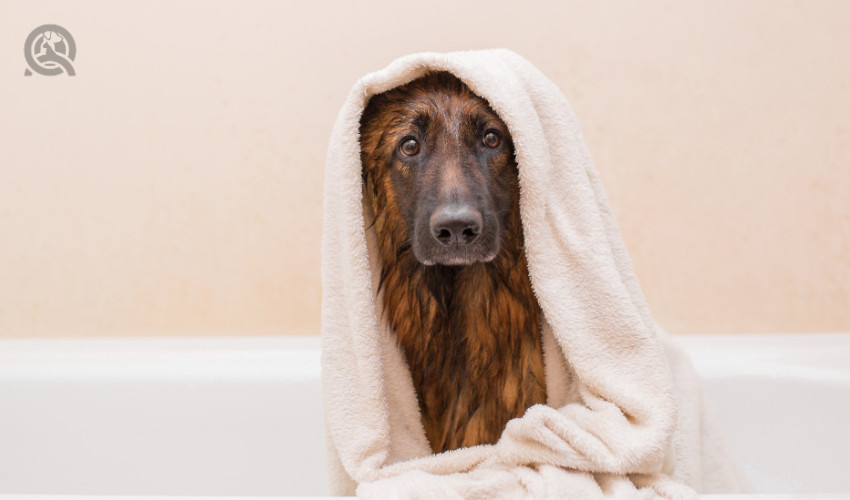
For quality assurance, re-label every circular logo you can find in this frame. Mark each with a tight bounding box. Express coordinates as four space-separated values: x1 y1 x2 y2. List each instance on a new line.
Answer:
24 24 76 76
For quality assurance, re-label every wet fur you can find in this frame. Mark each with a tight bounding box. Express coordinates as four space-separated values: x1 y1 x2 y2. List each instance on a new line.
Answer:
359 72 546 453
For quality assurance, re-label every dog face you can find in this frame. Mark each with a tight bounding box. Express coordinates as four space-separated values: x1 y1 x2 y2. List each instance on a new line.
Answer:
360 72 519 266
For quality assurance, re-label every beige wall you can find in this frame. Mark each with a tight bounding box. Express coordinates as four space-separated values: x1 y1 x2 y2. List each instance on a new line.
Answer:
1 0 847 338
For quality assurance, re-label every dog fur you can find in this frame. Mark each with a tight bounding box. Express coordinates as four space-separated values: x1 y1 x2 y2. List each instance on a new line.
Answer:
359 72 546 454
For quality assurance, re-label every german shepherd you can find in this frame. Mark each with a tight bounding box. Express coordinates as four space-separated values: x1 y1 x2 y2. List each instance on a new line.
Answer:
359 72 546 453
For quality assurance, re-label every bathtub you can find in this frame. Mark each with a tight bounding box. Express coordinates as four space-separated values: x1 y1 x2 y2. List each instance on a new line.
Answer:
0 333 848 499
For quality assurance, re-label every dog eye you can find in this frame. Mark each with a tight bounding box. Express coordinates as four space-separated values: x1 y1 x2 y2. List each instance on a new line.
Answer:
399 138 420 156
483 130 501 148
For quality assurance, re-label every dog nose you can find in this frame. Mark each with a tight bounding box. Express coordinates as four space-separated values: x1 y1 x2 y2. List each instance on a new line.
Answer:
430 204 482 246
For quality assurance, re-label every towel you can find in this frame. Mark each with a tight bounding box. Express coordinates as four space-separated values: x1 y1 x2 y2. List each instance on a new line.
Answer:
321 49 748 499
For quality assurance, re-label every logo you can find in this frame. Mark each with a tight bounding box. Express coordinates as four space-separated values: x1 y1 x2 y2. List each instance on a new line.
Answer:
24 24 76 76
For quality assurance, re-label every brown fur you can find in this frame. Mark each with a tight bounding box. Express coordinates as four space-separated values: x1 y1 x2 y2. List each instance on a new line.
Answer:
359 72 546 453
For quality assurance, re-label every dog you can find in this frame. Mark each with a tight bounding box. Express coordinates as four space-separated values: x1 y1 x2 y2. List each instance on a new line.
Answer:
359 71 547 454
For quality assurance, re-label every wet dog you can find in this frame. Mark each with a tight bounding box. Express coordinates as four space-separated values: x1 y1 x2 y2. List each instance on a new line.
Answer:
359 72 546 453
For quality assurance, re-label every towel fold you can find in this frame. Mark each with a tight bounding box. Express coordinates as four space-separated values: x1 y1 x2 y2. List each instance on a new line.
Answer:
321 49 748 499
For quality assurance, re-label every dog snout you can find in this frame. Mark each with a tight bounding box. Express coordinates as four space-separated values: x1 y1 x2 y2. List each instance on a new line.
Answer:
430 204 482 246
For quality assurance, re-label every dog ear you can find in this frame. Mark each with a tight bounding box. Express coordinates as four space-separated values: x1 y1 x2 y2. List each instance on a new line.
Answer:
359 98 382 229
361 168 380 233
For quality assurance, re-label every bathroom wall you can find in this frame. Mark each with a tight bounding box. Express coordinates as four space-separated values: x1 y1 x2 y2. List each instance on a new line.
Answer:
1 0 848 338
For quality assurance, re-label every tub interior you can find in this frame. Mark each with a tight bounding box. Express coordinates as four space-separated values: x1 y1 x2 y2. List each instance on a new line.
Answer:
0 333 848 497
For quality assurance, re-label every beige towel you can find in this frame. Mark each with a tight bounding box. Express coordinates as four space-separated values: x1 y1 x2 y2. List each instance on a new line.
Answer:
321 49 748 499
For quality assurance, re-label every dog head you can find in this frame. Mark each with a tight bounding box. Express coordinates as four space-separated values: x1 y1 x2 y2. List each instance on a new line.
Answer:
360 72 519 266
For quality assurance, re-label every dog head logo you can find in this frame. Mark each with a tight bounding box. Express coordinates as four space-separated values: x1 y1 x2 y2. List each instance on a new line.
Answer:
24 24 76 76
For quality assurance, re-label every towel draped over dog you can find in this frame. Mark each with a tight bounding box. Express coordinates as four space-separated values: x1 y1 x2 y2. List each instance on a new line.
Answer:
321 49 748 499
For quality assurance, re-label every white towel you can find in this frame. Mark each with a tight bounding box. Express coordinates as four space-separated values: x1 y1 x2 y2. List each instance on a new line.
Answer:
321 49 748 499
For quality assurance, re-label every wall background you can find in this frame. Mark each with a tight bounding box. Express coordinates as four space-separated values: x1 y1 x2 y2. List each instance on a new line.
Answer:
1 0 847 338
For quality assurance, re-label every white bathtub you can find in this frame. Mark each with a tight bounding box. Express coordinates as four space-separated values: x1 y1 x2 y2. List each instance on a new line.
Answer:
0 333 848 499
